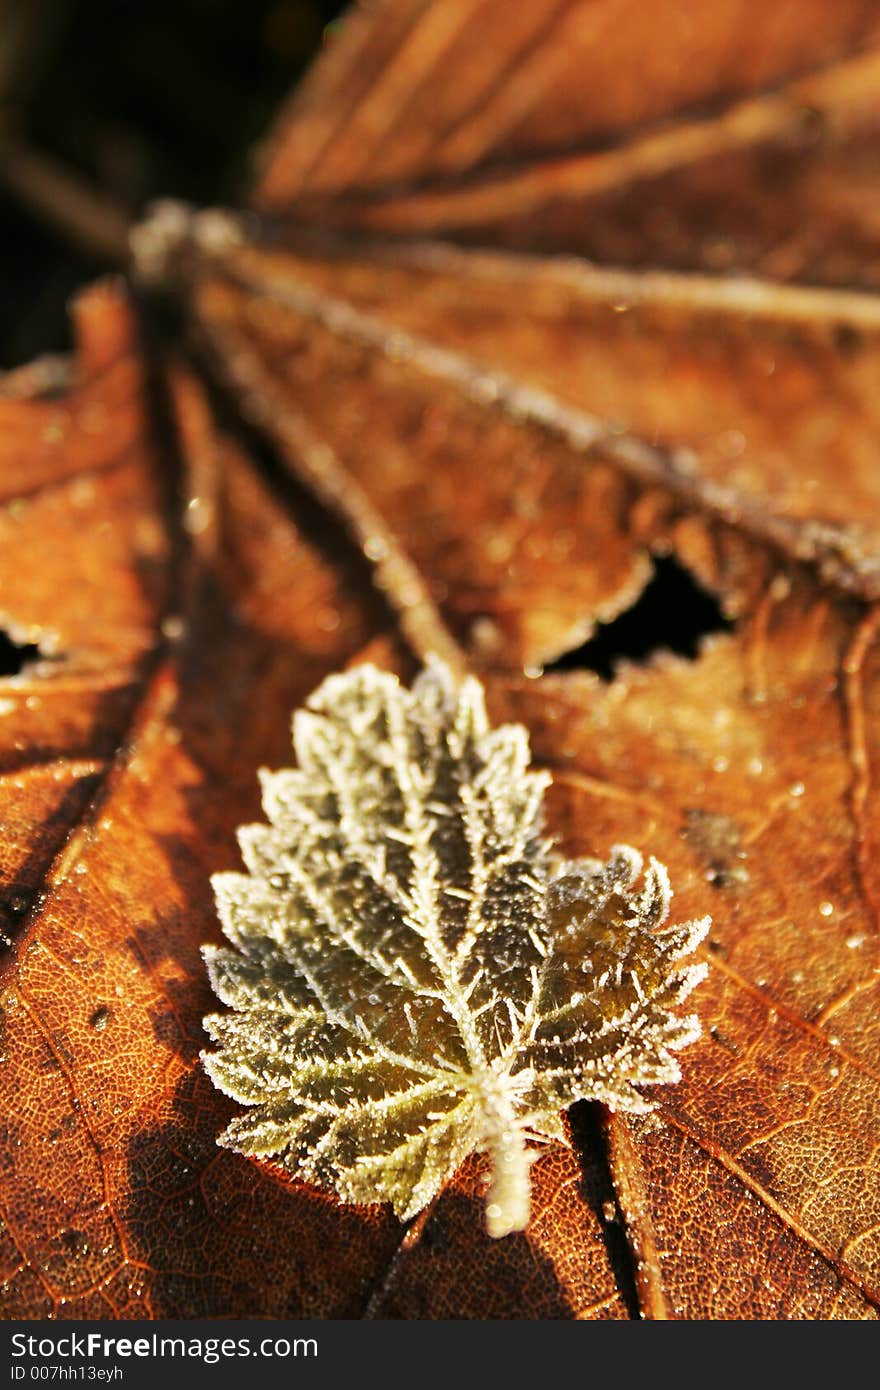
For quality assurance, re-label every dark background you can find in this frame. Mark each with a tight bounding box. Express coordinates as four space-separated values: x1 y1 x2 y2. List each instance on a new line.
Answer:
0 0 345 369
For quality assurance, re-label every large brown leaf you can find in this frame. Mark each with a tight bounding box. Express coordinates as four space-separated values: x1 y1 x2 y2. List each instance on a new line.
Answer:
253 0 880 285
3 0 880 1319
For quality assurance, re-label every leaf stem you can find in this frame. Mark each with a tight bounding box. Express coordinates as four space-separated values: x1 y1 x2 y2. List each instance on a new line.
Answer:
485 1119 531 1238
361 1195 441 1319
0 132 131 264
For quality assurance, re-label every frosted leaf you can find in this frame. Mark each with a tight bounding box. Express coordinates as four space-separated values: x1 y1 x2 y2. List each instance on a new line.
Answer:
202 659 709 1237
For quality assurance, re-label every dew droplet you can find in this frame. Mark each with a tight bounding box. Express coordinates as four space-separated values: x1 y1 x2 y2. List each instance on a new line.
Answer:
184 496 212 536
70 478 96 508
769 574 791 601
317 608 341 632
364 536 388 562
470 616 502 655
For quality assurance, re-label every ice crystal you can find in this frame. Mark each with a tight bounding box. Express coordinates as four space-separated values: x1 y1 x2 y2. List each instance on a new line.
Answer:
202 660 708 1237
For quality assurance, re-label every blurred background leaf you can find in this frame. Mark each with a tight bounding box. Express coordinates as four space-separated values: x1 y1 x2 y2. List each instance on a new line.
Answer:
0 0 344 367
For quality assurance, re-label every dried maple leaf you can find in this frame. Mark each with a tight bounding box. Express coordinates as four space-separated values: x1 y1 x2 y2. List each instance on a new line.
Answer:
3 0 880 1322
202 660 707 1236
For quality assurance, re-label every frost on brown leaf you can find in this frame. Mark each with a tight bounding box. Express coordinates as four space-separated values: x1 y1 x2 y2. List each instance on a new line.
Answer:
6 0 880 1324
202 660 708 1237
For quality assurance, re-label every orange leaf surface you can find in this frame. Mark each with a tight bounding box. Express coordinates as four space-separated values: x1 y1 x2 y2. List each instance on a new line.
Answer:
3 0 880 1319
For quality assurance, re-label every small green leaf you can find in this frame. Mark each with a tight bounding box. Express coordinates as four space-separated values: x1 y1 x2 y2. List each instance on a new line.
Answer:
202 660 708 1237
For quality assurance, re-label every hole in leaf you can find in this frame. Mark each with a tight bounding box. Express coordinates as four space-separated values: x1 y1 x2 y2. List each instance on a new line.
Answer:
545 554 734 681
0 631 42 677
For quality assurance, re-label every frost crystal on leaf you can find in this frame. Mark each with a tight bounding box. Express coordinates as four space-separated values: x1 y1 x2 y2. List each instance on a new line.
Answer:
202 660 709 1237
